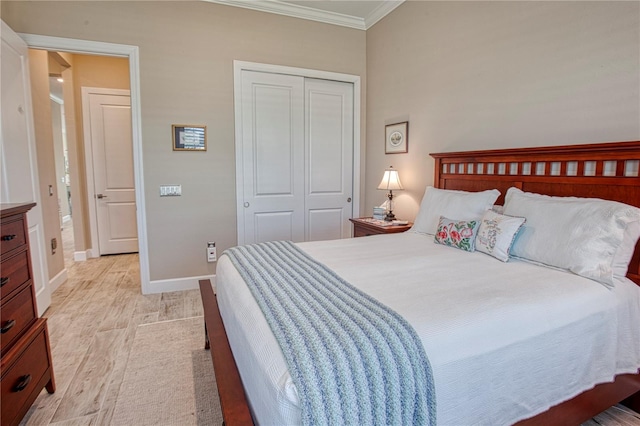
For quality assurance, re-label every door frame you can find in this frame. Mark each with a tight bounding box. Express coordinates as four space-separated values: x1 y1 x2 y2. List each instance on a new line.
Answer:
233 60 362 245
81 87 133 257
19 33 151 293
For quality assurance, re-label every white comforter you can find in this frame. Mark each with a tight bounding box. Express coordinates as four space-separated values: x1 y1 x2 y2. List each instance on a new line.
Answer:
215 232 640 425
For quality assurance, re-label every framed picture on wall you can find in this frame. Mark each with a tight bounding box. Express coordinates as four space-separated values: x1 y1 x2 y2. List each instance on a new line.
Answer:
385 121 408 154
172 125 207 151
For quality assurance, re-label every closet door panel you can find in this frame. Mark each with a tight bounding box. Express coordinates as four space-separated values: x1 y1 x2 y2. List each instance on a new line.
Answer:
254 85 295 196
240 71 304 244
307 208 343 241
305 78 354 241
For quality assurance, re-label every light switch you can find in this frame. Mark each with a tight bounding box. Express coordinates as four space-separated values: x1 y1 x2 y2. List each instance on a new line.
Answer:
160 185 182 196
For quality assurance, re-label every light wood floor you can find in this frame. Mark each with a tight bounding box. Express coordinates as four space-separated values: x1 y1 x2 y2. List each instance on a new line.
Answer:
20 240 203 425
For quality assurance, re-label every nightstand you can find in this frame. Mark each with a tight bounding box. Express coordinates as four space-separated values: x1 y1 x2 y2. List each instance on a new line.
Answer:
349 217 413 238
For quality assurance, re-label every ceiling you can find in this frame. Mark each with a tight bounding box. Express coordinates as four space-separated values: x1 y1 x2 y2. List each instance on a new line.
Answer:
205 0 405 30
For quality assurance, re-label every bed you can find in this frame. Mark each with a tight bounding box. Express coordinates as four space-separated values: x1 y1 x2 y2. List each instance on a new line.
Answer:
200 140 640 425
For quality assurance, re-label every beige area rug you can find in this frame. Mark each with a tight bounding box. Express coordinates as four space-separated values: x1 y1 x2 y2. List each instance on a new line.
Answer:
111 317 223 426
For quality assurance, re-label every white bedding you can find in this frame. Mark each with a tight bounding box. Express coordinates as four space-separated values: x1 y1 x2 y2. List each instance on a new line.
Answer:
215 232 640 425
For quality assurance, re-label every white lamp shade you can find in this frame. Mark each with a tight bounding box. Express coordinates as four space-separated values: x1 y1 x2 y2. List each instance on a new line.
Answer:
377 168 404 190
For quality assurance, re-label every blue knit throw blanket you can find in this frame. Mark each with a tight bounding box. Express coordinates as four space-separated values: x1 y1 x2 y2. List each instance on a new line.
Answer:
224 241 436 426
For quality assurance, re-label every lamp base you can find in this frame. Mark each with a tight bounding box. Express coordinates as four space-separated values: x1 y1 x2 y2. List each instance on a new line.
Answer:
384 211 396 222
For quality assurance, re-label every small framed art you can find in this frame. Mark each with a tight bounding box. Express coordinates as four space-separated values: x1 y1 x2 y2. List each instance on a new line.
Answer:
172 125 207 151
385 121 408 154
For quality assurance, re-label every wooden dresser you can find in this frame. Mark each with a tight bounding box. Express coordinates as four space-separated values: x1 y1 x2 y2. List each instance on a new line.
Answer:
1 202 55 426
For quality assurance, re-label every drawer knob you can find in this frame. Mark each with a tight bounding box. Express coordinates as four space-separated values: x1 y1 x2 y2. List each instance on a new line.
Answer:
13 374 32 392
1 234 16 241
0 277 8 287
1 319 16 334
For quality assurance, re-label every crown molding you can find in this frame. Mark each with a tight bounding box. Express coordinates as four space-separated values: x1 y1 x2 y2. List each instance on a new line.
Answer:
204 0 367 30
204 0 406 30
364 1 404 29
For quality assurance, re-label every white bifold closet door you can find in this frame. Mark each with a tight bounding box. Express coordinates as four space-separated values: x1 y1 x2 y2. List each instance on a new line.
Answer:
240 70 353 245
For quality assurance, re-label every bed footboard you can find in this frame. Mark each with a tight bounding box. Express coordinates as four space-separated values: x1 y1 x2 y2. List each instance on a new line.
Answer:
199 279 253 426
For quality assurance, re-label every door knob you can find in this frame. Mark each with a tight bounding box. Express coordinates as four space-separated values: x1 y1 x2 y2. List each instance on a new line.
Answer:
347 197 352 203
244 202 250 208
96 194 107 199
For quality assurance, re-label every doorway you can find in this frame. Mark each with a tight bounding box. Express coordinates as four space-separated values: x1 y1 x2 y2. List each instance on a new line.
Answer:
22 34 151 293
40 52 136 267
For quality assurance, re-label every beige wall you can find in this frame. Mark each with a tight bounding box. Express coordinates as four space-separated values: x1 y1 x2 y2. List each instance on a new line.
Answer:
2 1 367 283
11 2 636 285
366 1 640 221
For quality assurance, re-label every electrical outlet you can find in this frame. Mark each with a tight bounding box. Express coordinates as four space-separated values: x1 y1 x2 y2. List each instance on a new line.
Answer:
207 242 216 262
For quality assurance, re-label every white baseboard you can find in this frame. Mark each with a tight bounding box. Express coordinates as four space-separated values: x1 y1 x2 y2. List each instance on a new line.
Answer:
74 248 99 261
74 250 89 261
144 274 215 295
50 268 68 293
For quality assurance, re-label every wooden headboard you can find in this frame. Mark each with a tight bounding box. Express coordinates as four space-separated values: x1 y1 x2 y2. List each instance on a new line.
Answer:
430 141 640 285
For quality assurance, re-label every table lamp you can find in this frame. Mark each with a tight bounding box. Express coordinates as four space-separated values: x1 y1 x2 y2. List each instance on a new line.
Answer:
377 166 403 221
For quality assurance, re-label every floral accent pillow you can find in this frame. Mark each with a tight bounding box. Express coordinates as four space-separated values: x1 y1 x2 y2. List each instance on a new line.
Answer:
475 209 526 262
434 216 480 252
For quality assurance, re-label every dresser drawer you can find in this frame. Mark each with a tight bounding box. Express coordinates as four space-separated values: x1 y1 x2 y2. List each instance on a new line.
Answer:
1 322 49 426
1 286 37 356
0 250 31 300
0 218 27 255
354 227 377 237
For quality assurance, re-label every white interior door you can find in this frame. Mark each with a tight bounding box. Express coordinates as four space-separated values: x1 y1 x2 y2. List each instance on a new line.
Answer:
240 71 305 244
1 20 51 314
82 87 138 255
305 78 353 241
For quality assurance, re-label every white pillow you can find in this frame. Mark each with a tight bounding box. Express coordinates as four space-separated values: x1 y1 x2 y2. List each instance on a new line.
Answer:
503 187 640 287
475 210 526 262
491 205 505 214
410 187 500 235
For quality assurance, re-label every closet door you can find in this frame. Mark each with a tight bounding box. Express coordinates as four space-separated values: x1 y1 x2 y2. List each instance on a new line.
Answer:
305 78 353 241
240 71 305 244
